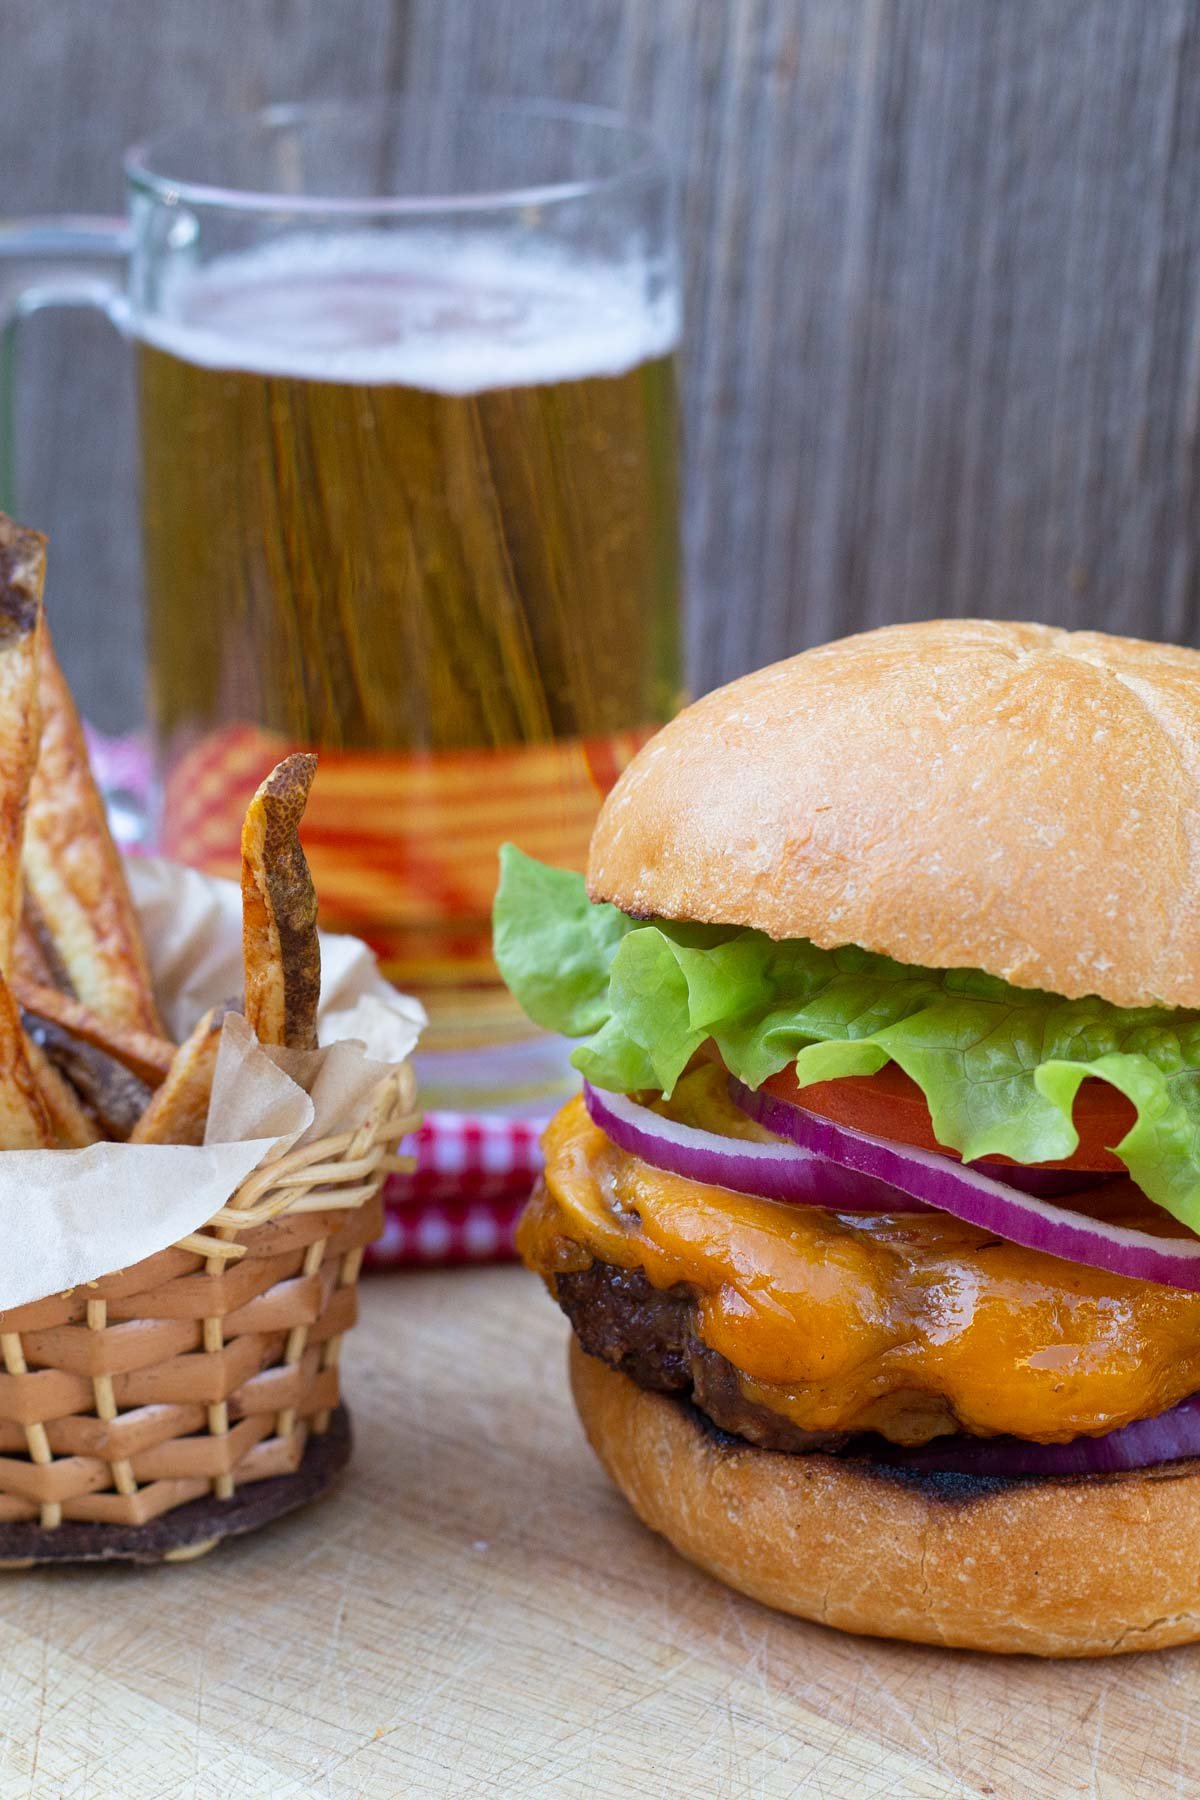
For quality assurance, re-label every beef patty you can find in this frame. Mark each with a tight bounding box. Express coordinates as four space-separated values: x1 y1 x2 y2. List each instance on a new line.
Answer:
552 1261 852 1454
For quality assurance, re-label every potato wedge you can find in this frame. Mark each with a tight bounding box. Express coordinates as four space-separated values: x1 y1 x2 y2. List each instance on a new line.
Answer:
14 977 174 1086
0 516 45 974
23 629 162 1034
241 753 320 1050
129 1003 231 1146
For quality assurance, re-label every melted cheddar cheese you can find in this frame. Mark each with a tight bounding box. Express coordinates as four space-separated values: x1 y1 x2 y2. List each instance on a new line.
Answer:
520 1093 1200 1444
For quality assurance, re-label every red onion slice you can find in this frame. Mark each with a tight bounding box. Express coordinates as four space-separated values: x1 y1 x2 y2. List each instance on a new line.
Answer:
731 1078 1200 1292
872 1393 1200 1478
582 1084 929 1212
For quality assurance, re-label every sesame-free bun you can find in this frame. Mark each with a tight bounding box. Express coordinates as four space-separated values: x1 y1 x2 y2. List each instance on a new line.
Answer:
570 1342 1200 1657
587 619 1200 1008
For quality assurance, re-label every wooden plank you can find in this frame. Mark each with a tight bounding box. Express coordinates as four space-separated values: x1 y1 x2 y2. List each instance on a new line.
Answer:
6 0 1200 718
0 1267 1191 1795
404 0 1200 685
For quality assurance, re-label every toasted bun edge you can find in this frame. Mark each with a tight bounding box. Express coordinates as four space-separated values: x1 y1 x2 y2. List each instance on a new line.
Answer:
570 1340 1200 1656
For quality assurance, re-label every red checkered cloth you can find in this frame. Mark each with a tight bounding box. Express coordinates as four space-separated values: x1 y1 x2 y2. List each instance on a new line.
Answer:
88 726 550 1270
369 1110 550 1268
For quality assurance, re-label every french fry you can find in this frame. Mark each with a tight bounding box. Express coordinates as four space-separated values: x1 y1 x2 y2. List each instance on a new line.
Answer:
18 902 154 1139
23 1032 101 1147
14 904 55 989
14 977 174 1086
0 978 52 1148
241 753 321 1050
0 516 45 974
129 1003 231 1146
23 628 162 1034
23 1013 151 1142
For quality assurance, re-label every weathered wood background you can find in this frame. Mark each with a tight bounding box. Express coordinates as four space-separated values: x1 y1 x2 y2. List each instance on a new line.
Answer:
3 0 1200 728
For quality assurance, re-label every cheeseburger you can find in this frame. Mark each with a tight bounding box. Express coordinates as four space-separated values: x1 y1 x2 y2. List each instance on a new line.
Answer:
494 620 1200 1657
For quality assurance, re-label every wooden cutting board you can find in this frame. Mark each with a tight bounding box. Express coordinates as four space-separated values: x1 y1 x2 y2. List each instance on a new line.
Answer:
0 1264 1193 1796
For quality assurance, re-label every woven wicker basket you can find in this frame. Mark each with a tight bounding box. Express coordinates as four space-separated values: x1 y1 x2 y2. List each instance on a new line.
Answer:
0 1059 419 1565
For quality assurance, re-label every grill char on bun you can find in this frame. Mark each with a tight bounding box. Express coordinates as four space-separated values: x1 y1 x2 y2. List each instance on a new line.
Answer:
500 620 1200 1656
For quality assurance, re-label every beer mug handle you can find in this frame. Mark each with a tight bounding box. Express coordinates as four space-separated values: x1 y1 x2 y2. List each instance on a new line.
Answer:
0 217 130 508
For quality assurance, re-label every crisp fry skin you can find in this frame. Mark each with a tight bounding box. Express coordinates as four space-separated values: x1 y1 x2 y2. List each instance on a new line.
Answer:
23 1012 151 1141
23 1032 100 1147
24 629 162 1034
13 977 174 1086
0 516 45 975
129 1004 229 1145
14 906 55 989
17 906 156 1137
241 753 321 1050
0 977 52 1148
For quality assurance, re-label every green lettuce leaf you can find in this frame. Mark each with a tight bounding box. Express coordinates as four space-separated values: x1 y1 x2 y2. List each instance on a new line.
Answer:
492 848 1200 1230
492 844 638 1036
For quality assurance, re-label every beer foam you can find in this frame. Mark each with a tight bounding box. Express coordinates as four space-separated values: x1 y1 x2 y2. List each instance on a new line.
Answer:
136 230 679 392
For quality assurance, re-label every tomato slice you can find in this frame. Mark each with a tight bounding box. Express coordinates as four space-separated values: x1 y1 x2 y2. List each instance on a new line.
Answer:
763 1061 1135 1172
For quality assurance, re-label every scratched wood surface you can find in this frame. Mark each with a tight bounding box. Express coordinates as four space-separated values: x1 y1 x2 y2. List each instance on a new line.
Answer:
6 0 1200 729
0 1266 1192 1798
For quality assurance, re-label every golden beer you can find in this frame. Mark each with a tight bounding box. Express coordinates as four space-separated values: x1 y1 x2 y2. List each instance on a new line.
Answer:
136 233 682 1056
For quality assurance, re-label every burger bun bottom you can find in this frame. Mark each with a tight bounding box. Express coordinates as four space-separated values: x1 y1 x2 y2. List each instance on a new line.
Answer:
569 1340 1200 1657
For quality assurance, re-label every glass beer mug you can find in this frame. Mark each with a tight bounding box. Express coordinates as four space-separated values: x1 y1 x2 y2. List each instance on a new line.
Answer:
0 99 683 1108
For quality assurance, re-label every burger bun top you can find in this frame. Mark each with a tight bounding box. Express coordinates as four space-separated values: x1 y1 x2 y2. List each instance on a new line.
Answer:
586 619 1200 1009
